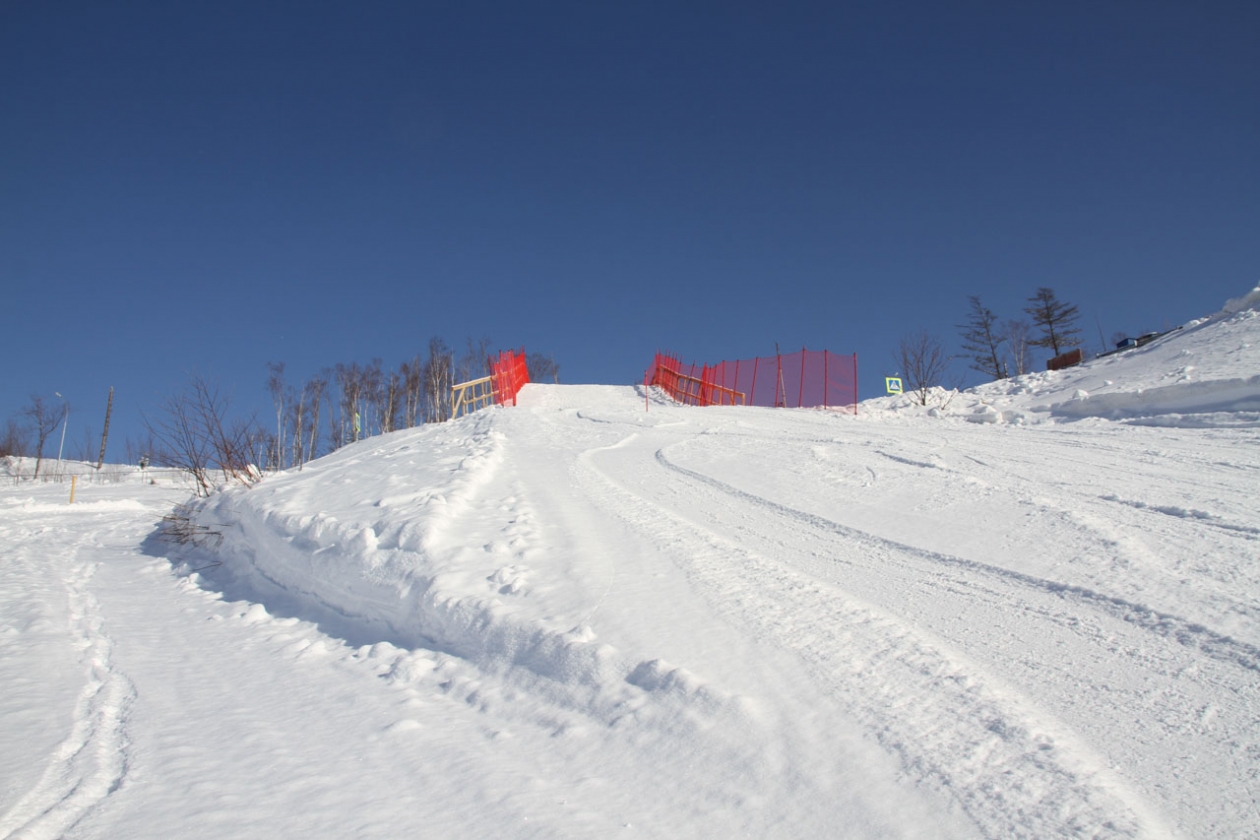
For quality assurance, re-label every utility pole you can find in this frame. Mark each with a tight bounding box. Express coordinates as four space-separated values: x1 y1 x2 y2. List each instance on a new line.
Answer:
54 392 69 473
97 387 114 469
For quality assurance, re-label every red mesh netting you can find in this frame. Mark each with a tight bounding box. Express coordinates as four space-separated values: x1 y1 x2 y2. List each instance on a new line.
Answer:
645 349 857 413
491 348 530 406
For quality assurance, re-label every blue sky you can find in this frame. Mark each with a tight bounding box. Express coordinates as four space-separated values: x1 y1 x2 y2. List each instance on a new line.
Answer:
3 1 1257 459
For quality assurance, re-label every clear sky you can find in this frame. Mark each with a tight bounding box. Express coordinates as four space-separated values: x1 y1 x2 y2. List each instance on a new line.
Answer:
3 1 1257 459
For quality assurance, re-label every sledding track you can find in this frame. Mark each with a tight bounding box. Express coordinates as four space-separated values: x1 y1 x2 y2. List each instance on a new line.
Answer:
531 391 1259 838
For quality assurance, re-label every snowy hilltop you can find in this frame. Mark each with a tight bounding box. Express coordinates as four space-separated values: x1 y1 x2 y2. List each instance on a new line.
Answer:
2 286 1258 839
871 284 1260 427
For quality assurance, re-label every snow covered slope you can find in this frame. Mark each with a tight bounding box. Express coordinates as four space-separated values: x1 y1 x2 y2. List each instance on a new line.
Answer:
876 284 1260 427
2 287 1258 839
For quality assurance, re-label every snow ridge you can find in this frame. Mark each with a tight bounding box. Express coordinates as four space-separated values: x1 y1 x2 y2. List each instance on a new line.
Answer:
192 416 756 749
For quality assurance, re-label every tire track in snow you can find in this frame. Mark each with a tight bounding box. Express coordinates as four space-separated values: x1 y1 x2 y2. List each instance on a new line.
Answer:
0 550 134 840
655 448 1260 676
849 422 1260 650
576 435 1176 840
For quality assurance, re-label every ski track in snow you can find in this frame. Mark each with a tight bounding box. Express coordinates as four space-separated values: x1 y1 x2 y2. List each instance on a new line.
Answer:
654 447 1260 676
638 418 1260 838
568 429 1159 838
0 510 136 840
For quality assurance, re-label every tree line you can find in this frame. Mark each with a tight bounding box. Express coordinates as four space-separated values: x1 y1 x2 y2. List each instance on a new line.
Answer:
2 339 559 492
0 394 69 478
895 287 1083 405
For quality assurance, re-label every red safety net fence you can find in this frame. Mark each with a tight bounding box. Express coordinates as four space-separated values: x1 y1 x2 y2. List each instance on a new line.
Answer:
645 349 857 413
490 348 530 406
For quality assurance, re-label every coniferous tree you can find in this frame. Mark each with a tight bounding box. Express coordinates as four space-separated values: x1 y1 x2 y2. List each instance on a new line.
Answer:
1024 287 1082 356
958 296 1007 381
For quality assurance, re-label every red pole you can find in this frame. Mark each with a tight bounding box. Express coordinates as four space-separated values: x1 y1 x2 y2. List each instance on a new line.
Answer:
775 351 782 408
824 351 829 409
853 353 859 415
751 357 760 406
798 347 806 408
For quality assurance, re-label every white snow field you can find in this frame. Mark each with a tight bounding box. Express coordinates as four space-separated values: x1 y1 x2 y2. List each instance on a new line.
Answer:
3 288 1258 839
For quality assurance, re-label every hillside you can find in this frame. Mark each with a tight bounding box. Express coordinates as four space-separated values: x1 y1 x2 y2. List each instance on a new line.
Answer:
2 287 1258 839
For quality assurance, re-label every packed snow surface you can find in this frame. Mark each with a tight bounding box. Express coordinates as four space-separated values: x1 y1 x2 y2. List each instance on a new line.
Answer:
3 288 1258 838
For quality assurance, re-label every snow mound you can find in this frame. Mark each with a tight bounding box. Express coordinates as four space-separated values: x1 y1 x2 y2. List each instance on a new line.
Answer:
1051 375 1260 423
874 284 1260 426
1214 284 1260 319
191 407 752 740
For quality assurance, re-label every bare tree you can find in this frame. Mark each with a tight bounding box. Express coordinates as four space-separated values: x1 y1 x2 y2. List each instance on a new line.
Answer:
22 395 63 479
1005 319 1033 376
1024 287 1082 357
146 386 215 495
894 330 951 407
266 361 287 470
456 336 494 385
0 418 30 459
285 382 304 470
379 367 403 433
146 374 263 496
526 352 560 384
958 296 1007 381
359 359 386 435
423 338 454 423
303 373 327 465
334 362 369 443
74 425 100 462
124 432 160 467
399 355 424 428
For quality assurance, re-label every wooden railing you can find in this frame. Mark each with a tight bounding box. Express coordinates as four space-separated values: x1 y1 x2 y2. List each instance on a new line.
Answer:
451 375 496 418
450 348 531 419
653 364 746 406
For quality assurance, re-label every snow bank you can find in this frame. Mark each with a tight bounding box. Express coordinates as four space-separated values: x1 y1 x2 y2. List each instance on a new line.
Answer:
193 409 752 738
867 283 1260 427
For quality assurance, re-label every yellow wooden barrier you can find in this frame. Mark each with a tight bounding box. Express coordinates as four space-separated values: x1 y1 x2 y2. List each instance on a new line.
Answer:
451 375 497 418
658 367 746 406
